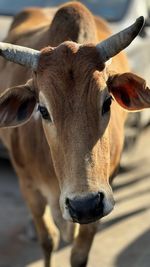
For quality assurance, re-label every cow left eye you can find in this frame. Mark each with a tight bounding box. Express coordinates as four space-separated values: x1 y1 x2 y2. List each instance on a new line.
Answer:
102 96 112 115
38 105 52 121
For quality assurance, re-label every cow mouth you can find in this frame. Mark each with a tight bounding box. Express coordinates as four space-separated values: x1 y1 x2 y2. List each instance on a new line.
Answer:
71 213 104 224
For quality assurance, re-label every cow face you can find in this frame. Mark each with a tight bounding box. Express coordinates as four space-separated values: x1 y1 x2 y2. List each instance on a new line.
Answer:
0 41 150 224
35 42 114 223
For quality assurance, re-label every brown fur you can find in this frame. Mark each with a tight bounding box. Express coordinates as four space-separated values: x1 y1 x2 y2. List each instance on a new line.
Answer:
0 2 131 267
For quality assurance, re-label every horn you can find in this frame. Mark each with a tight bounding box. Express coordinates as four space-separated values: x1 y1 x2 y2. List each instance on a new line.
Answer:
96 16 144 62
0 42 40 70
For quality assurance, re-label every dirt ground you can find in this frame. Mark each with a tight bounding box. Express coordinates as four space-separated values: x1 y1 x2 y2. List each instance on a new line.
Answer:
0 127 150 267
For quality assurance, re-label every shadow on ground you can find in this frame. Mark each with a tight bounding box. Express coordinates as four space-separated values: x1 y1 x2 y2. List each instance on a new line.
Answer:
115 229 150 267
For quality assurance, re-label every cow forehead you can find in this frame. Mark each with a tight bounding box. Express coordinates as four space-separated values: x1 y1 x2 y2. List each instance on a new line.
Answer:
37 41 107 100
36 41 109 126
38 41 105 73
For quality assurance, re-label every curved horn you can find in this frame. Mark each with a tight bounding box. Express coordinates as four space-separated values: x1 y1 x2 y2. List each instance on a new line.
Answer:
96 16 144 62
0 42 40 70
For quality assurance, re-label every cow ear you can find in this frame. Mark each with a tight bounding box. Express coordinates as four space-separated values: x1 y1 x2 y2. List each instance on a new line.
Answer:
107 73 150 111
0 80 37 128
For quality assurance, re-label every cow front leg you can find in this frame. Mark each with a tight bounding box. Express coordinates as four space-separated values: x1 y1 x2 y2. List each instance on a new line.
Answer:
19 179 59 267
70 222 99 267
49 192 76 243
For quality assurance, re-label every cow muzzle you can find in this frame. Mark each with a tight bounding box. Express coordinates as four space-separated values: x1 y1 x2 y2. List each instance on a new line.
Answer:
65 191 114 224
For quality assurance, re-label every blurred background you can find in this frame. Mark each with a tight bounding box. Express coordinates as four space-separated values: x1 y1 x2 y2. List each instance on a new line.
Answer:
0 1 150 267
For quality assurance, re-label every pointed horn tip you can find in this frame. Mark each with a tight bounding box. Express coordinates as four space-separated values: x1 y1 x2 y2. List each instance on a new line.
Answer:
136 16 145 30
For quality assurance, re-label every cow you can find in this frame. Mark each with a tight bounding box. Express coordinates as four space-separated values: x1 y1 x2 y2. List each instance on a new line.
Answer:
0 2 150 267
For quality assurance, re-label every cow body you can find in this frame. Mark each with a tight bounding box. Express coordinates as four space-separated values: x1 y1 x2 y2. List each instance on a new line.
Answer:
0 2 148 267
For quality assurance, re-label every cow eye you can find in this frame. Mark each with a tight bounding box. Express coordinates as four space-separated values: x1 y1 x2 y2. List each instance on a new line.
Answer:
38 105 51 121
102 96 112 115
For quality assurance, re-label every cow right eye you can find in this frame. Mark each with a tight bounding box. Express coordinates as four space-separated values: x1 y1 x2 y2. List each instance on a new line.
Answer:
38 105 51 121
102 96 112 115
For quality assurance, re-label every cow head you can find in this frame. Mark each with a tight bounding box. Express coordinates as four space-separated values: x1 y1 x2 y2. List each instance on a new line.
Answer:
0 17 150 224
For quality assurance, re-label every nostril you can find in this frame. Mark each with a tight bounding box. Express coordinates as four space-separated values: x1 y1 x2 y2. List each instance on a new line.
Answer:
98 191 104 202
66 197 77 211
65 197 79 221
66 197 76 211
66 197 69 206
65 197 72 209
93 192 104 210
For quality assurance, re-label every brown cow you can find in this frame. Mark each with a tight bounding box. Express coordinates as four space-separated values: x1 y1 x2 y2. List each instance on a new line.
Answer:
0 2 150 267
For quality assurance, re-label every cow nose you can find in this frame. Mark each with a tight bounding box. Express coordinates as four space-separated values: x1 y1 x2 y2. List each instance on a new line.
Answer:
66 192 104 224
